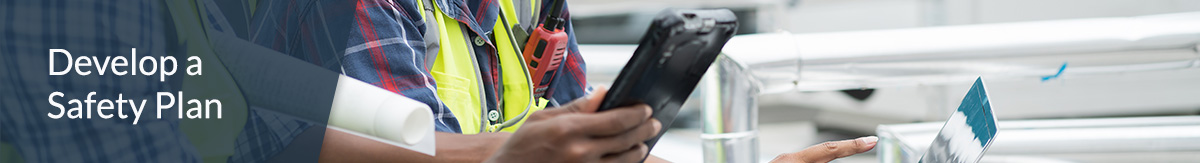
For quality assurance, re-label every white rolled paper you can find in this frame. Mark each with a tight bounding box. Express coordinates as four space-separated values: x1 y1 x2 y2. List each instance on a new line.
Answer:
328 75 434 145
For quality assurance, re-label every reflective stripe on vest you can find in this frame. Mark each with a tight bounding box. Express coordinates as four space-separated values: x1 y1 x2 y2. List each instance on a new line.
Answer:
418 0 548 134
495 0 549 133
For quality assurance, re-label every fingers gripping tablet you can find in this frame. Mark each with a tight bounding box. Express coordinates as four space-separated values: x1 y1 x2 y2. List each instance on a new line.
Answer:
596 9 738 159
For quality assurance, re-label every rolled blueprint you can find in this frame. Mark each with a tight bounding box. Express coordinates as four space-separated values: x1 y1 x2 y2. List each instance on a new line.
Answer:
329 75 433 145
208 32 436 155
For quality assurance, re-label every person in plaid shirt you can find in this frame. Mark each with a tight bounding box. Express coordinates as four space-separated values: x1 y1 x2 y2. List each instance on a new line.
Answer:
321 1 882 162
2 0 878 162
0 0 654 162
314 0 668 162
336 0 594 134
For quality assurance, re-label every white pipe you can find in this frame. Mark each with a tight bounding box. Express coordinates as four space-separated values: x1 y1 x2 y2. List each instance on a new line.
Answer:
701 55 762 163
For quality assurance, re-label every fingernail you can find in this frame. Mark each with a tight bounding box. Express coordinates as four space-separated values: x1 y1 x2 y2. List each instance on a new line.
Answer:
644 106 654 118
859 136 878 145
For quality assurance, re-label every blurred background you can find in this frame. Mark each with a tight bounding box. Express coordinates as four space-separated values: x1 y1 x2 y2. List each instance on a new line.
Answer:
567 0 1200 162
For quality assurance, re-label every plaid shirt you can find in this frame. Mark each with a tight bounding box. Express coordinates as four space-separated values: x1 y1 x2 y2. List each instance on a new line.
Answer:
343 0 590 133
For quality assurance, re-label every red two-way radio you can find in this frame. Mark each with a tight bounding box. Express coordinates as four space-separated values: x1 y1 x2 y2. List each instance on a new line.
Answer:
521 0 569 98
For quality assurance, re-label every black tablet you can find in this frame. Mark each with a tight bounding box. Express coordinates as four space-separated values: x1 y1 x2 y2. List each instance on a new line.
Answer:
596 9 738 153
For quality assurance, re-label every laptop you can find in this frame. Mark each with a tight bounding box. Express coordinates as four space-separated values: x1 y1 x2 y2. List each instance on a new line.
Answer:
919 77 999 163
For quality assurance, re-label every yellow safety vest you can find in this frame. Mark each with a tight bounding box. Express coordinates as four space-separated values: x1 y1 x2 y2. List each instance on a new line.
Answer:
417 0 550 134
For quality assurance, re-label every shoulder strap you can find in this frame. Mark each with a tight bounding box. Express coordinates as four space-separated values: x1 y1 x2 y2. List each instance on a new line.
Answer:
417 0 440 71
514 0 536 31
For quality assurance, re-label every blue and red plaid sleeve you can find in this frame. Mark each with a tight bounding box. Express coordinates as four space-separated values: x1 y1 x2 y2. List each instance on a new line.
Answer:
342 0 463 133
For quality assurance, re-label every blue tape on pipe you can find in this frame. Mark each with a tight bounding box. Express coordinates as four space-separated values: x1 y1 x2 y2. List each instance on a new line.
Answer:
1041 62 1068 82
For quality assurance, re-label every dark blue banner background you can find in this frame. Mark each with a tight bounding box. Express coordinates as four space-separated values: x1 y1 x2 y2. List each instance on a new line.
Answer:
1 0 354 162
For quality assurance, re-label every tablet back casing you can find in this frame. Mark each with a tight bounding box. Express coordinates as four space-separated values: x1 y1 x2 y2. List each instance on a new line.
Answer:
597 9 738 152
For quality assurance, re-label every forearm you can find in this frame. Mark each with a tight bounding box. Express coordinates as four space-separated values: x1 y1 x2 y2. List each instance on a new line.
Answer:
318 128 434 162
433 132 510 163
318 128 510 163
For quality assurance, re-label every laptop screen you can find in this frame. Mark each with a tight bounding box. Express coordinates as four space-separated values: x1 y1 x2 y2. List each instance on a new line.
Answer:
920 77 999 163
